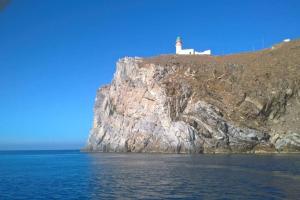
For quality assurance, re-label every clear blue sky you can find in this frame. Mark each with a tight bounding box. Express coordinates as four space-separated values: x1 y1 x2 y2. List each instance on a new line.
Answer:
0 0 299 150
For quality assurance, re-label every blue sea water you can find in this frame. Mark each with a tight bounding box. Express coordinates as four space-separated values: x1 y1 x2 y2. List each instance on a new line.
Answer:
0 151 300 200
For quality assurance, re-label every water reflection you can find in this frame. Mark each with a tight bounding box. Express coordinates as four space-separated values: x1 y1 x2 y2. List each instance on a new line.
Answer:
87 153 300 199
1 151 299 199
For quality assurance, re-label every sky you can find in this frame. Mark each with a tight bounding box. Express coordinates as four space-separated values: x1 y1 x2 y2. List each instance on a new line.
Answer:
0 0 299 150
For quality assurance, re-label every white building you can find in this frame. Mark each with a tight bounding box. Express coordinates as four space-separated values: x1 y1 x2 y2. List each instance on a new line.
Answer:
175 36 211 55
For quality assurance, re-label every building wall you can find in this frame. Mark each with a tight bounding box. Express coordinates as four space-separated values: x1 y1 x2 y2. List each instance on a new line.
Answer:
176 44 211 55
177 49 195 55
195 50 211 55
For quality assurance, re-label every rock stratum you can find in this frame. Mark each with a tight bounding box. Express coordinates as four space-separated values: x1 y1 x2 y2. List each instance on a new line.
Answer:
85 40 300 153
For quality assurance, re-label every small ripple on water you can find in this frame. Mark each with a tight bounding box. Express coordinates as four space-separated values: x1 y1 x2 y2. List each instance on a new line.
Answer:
0 151 300 199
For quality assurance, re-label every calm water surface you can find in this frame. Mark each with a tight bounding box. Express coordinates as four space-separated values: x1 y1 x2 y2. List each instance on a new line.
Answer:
0 150 300 199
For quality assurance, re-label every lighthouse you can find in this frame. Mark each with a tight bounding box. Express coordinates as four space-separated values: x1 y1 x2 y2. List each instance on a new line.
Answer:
176 36 182 54
175 36 211 55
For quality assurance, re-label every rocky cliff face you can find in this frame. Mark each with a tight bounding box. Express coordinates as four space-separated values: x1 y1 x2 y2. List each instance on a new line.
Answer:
86 40 300 153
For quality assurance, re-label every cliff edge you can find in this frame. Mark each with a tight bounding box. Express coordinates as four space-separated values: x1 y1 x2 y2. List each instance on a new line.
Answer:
85 40 300 153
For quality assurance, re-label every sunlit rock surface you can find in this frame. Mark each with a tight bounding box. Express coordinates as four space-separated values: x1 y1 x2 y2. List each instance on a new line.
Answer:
86 40 300 153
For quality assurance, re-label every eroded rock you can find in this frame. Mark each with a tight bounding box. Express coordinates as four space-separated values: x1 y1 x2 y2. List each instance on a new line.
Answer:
85 41 300 153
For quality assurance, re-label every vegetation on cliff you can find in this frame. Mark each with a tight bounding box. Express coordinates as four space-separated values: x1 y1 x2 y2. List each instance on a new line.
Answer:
86 40 300 153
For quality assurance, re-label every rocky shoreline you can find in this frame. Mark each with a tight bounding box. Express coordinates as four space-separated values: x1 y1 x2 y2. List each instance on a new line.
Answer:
85 40 300 153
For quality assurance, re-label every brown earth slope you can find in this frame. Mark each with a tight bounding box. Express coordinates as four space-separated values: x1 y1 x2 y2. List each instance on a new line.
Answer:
86 40 300 153
144 40 300 139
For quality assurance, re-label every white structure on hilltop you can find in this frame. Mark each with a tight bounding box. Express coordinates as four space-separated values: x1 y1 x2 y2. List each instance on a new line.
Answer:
175 36 211 55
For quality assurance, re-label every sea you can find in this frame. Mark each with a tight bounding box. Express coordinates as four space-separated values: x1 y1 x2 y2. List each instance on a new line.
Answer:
0 150 300 200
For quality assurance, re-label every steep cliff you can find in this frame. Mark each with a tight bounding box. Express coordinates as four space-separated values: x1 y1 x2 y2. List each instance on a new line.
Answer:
86 40 300 153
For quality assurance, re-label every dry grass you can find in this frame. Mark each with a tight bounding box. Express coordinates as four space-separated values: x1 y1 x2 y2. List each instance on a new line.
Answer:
142 39 300 132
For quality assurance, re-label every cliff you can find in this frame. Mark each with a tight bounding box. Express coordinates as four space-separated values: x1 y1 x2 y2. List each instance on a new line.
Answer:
85 40 300 153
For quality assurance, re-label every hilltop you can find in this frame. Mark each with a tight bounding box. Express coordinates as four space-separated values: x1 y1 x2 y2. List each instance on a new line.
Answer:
86 40 300 153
